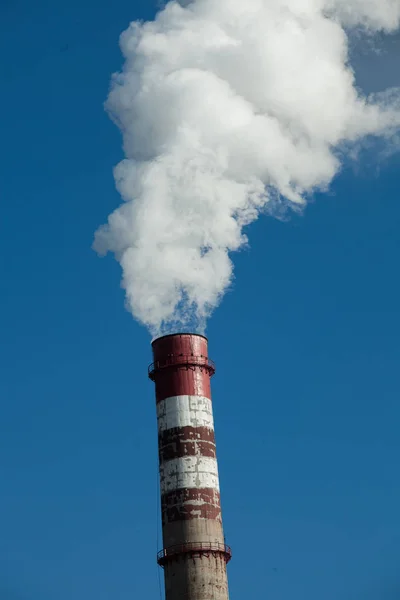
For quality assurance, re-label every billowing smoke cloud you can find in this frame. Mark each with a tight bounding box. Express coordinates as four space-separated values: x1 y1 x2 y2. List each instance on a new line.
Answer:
94 0 400 335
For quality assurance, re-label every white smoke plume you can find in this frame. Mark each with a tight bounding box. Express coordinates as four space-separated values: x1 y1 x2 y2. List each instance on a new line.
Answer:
94 0 400 336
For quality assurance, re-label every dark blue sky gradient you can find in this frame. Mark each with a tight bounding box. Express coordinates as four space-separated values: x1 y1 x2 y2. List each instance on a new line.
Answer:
1 1 400 599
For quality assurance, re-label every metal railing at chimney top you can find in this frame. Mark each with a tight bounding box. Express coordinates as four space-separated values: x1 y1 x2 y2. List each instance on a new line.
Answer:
148 354 216 380
157 541 232 566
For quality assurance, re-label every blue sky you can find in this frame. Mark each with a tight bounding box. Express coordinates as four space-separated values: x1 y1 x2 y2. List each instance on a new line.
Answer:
1 1 400 599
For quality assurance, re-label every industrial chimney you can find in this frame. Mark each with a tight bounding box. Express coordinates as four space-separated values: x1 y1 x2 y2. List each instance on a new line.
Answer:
149 333 231 600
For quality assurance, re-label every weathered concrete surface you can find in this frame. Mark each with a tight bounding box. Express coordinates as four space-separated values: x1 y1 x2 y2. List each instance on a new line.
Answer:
162 517 224 547
164 554 229 600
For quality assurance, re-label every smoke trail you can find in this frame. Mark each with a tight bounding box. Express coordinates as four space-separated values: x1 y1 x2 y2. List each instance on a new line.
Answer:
94 0 400 335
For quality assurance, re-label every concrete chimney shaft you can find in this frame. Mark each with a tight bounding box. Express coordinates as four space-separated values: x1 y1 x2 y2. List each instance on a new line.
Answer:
149 333 231 600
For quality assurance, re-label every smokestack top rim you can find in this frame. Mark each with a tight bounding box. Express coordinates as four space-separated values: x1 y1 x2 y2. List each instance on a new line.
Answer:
151 332 208 346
